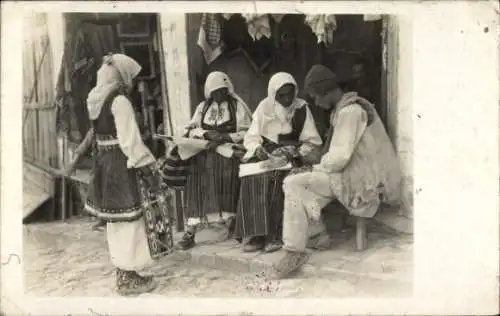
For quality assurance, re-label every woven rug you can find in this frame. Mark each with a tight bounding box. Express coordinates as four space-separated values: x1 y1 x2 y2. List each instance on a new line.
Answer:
140 185 175 259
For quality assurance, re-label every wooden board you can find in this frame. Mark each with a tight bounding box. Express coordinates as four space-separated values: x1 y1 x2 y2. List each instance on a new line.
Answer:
23 162 55 220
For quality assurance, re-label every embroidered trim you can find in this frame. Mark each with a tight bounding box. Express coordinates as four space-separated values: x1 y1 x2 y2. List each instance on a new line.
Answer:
84 202 143 221
97 139 119 146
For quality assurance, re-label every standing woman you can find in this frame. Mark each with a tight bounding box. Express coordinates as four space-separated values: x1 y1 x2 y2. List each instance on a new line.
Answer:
235 72 323 253
176 71 253 250
66 53 160 296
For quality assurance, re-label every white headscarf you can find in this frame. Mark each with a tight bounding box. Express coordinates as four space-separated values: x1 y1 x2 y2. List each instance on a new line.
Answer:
260 72 306 123
204 71 252 115
86 53 142 120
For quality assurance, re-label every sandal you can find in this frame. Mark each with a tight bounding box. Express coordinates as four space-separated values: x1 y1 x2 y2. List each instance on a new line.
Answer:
176 231 196 250
264 240 283 253
116 269 157 296
243 236 265 252
269 250 311 280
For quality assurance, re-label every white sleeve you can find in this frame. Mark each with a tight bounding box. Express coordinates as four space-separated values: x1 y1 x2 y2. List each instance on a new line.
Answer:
315 104 367 173
111 96 156 169
298 105 323 155
229 101 253 143
242 104 265 160
185 102 208 138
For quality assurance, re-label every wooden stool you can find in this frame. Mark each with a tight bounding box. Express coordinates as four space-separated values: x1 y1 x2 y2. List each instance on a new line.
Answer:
355 217 367 251
324 201 368 252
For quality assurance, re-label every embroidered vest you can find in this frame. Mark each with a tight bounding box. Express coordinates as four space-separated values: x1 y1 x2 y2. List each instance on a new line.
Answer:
92 89 125 139
199 96 238 133
322 94 401 217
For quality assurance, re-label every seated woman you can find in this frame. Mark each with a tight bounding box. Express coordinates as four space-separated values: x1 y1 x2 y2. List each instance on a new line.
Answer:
176 71 253 250
235 72 323 253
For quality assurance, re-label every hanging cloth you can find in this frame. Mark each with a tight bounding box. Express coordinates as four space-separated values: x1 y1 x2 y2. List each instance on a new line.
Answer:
197 13 224 64
242 14 272 41
271 14 285 23
304 14 337 46
363 15 382 22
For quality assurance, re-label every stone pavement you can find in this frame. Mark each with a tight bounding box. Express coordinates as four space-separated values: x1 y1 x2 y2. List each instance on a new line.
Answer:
23 216 413 297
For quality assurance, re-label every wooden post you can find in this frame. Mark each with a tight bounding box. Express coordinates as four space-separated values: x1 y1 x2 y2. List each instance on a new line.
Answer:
57 135 67 221
175 190 184 232
355 217 367 251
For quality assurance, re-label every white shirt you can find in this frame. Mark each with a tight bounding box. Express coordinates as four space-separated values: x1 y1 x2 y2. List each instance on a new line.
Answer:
111 95 156 169
314 103 367 173
243 103 323 159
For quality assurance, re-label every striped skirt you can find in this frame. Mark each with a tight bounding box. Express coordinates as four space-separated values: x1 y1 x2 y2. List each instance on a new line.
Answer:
234 170 288 240
184 150 241 219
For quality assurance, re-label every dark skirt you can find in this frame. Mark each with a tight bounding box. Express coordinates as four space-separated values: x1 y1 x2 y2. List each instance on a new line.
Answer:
85 145 143 222
184 150 241 219
234 170 288 240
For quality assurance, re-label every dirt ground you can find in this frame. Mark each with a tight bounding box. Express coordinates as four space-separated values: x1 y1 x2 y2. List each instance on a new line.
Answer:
23 217 413 298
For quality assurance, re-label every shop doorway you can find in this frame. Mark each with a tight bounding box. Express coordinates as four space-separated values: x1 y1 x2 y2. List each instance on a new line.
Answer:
54 13 168 220
58 13 167 161
186 14 387 139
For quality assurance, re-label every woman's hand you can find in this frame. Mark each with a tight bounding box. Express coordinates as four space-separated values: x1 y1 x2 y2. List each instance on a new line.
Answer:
255 146 269 161
139 165 159 189
213 133 232 143
204 131 221 141
206 141 221 150
233 148 246 160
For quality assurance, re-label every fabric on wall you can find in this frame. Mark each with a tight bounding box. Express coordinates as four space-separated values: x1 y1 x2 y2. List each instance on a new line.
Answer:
197 13 224 64
242 14 272 41
221 14 253 53
55 22 119 144
207 50 268 113
364 15 382 22
304 15 337 47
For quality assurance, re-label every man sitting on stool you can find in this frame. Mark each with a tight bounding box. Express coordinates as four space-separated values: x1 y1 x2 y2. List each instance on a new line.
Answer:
269 65 402 279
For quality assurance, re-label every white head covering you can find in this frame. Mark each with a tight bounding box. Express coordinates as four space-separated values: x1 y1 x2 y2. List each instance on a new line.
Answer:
261 72 306 123
203 71 252 115
86 53 142 120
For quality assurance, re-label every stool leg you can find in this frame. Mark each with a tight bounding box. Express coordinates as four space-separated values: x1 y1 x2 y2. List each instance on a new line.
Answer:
355 217 367 251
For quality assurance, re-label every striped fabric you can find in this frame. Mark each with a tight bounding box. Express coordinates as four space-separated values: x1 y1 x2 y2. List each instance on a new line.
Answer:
157 150 189 190
234 170 288 240
201 13 222 48
184 150 241 219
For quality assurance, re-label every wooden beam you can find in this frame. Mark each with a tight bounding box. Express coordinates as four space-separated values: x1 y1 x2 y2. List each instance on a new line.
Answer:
158 14 192 136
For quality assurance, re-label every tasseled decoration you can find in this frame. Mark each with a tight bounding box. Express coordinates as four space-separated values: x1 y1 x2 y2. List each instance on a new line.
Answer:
197 13 224 64
304 15 337 46
242 14 272 41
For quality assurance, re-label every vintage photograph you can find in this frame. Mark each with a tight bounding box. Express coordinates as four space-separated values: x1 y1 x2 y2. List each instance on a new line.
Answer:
22 12 414 298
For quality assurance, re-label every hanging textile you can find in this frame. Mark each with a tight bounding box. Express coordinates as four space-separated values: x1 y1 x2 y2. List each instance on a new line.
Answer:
242 14 272 41
197 13 224 64
223 13 284 24
364 15 382 22
304 14 337 46
55 22 119 143
271 14 285 23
